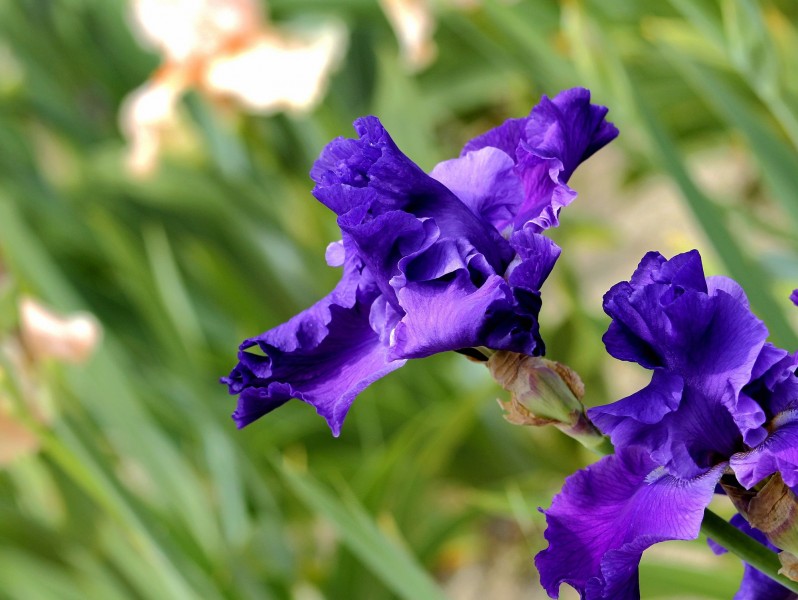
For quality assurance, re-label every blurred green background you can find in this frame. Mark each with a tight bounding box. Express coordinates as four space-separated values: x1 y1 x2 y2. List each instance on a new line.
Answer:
1 0 797 598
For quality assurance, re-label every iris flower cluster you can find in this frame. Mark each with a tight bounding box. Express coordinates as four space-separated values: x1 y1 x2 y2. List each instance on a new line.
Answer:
537 251 798 599
222 87 618 435
223 86 798 598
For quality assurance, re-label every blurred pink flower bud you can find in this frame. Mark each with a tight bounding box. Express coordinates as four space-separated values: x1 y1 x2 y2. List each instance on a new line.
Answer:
19 298 101 364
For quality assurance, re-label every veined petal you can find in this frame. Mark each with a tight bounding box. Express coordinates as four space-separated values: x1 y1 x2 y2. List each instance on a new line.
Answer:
391 271 515 358
536 448 723 599
429 147 523 232
707 275 749 308
588 369 683 450
390 229 559 359
595 343 758 478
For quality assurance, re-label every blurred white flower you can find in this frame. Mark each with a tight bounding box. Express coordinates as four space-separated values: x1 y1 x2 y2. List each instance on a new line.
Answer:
131 0 263 63
121 0 347 176
204 22 346 113
19 297 101 364
379 0 437 72
119 67 187 176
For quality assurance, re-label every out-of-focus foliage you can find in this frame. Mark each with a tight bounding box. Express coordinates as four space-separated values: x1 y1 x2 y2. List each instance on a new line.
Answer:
0 1 796 598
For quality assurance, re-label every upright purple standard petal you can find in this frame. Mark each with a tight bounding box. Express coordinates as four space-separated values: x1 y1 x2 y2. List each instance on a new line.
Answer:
312 115 514 278
432 87 618 233
591 250 769 477
536 447 723 599
709 514 798 600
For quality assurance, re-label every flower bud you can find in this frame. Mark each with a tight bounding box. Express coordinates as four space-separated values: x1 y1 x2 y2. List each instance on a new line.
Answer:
779 551 798 582
723 472 798 578
487 351 611 454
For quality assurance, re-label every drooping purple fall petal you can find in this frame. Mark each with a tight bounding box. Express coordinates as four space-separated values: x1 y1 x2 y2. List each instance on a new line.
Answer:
536 447 723 599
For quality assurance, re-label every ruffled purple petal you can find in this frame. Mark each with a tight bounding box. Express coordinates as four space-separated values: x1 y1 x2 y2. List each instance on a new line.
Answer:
224 293 405 435
312 116 514 275
391 271 516 358
734 346 798 448
597 251 770 475
388 229 560 359
588 369 683 450
222 241 406 436
456 87 618 232
535 447 723 599
791 289 798 306
225 298 406 435
732 412 798 488
602 250 759 375
337 207 438 308
506 229 562 291
590 370 742 478
709 514 797 600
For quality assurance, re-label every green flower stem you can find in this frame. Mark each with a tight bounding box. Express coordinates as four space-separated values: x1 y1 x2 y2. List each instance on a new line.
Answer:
700 509 798 594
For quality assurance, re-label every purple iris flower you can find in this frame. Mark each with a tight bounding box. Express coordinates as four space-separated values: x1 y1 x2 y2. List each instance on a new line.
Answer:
536 250 798 599
222 87 618 435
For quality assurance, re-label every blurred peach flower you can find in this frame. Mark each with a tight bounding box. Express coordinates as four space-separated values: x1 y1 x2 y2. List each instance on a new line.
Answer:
0 409 39 466
379 0 437 72
20 297 101 364
121 0 346 176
